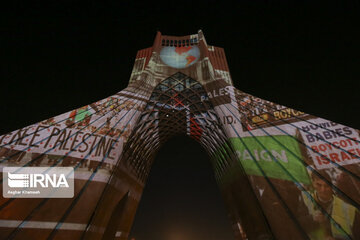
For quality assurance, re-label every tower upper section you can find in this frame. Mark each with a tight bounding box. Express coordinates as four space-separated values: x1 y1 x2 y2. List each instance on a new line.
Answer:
128 30 233 89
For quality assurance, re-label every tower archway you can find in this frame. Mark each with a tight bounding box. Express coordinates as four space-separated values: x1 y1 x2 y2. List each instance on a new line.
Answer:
122 72 229 183
81 71 274 239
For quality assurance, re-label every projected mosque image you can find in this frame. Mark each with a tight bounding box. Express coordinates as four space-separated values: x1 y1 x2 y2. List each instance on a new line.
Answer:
0 31 359 239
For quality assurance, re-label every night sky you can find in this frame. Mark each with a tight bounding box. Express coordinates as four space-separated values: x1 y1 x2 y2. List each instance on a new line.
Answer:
1 1 360 239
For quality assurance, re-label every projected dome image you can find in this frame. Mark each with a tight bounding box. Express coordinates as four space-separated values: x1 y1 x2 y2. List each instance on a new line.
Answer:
160 46 200 69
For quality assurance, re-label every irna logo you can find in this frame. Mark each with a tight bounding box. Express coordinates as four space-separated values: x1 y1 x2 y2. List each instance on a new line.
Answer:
3 167 74 198
8 172 69 188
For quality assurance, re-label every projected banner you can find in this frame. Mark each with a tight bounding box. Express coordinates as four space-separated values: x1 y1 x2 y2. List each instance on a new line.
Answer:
235 89 315 132
214 88 360 240
230 136 310 184
0 92 146 165
0 124 122 163
298 119 360 169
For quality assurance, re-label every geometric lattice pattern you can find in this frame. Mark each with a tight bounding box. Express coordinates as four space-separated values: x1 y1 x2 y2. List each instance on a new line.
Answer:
123 72 230 183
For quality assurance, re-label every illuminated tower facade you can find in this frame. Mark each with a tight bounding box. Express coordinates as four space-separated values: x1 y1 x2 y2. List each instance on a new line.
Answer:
0 31 360 240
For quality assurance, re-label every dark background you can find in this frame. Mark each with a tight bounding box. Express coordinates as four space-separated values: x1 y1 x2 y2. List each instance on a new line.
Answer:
1 1 359 239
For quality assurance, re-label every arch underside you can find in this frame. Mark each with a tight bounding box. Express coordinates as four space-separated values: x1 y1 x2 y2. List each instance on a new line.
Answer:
122 72 231 183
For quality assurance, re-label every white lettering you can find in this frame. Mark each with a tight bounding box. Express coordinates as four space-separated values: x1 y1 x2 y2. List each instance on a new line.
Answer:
272 150 288 163
33 174 45 187
236 149 288 163
260 150 272 161
57 174 69 188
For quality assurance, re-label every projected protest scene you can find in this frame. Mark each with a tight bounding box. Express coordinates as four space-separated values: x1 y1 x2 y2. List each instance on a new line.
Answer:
0 31 359 240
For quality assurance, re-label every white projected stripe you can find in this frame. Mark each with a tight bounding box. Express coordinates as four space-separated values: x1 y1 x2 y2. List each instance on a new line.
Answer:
0 220 124 237
0 220 86 230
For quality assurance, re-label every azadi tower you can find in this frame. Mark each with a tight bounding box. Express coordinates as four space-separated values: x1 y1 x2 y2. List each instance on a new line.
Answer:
0 31 359 240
